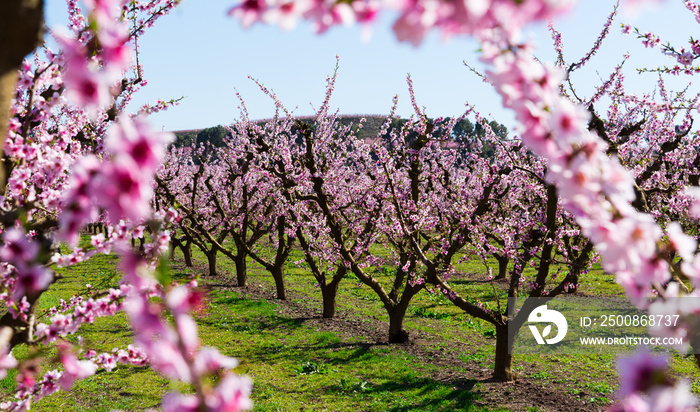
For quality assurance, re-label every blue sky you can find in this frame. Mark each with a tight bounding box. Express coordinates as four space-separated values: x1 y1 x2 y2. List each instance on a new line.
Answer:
45 1 698 132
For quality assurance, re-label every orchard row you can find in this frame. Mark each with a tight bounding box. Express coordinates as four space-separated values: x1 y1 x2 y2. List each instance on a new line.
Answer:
2 0 700 411
153 61 699 382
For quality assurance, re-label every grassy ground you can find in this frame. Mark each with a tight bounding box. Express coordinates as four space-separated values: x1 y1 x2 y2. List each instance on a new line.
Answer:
1 239 699 411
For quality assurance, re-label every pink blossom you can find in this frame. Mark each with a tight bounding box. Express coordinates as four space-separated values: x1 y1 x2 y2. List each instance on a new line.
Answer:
392 0 441 47
0 228 38 264
96 156 153 223
90 233 111 254
193 347 239 377
82 0 125 26
97 25 131 72
131 226 144 239
228 0 268 28
120 252 157 291
14 265 53 300
164 207 180 223
162 392 201 412
58 350 98 390
677 51 695 66
691 39 700 55
686 186 700 218
352 0 380 24
263 0 309 30
0 350 17 380
96 353 117 371
165 285 203 315
547 101 590 144
146 339 193 382
666 222 696 262
681 256 700 289
174 312 199 353
38 370 61 398
206 372 253 412
609 394 650 412
53 29 114 116
305 1 356 33
648 381 697 412
106 116 174 172
590 216 663 275
616 349 670 398
124 294 193 381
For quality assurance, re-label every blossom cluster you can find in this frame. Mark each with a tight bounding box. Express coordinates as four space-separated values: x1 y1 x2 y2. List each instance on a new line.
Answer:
0 0 253 410
228 0 574 45
1 342 149 411
125 283 252 412
58 115 174 246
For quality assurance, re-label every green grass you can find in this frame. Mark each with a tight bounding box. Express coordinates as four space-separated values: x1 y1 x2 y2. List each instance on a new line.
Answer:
198 241 700 408
1 237 699 411
0 252 171 411
198 287 483 411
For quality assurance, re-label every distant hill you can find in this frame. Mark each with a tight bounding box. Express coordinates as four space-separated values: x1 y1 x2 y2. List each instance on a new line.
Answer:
283 114 387 140
171 128 198 148
171 115 389 148
172 114 508 160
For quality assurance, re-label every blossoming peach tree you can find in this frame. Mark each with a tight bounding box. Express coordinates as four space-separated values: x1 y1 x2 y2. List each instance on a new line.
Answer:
0 1 251 411
3 0 700 411
226 0 700 410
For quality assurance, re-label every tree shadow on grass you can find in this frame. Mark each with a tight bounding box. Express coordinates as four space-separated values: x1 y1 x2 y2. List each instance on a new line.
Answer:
327 375 482 412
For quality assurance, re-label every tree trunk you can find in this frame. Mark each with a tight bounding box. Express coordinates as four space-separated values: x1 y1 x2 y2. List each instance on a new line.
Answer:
493 324 515 382
271 265 286 300
206 248 217 276
181 239 193 267
495 255 508 280
388 306 409 343
321 281 340 318
234 252 247 287
0 1 44 188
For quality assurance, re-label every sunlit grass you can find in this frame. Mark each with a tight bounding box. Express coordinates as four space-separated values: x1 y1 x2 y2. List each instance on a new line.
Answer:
0 236 697 411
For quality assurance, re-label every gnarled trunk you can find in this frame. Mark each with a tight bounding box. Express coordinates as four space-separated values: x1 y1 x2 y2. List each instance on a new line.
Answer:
206 247 218 276
0 1 44 188
321 268 345 318
388 305 409 343
180 239 193 267
321 285 337 318
495 254 509 280
234 252 247 287
493 324 515 382
271 265 286 300
320 281 339 318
